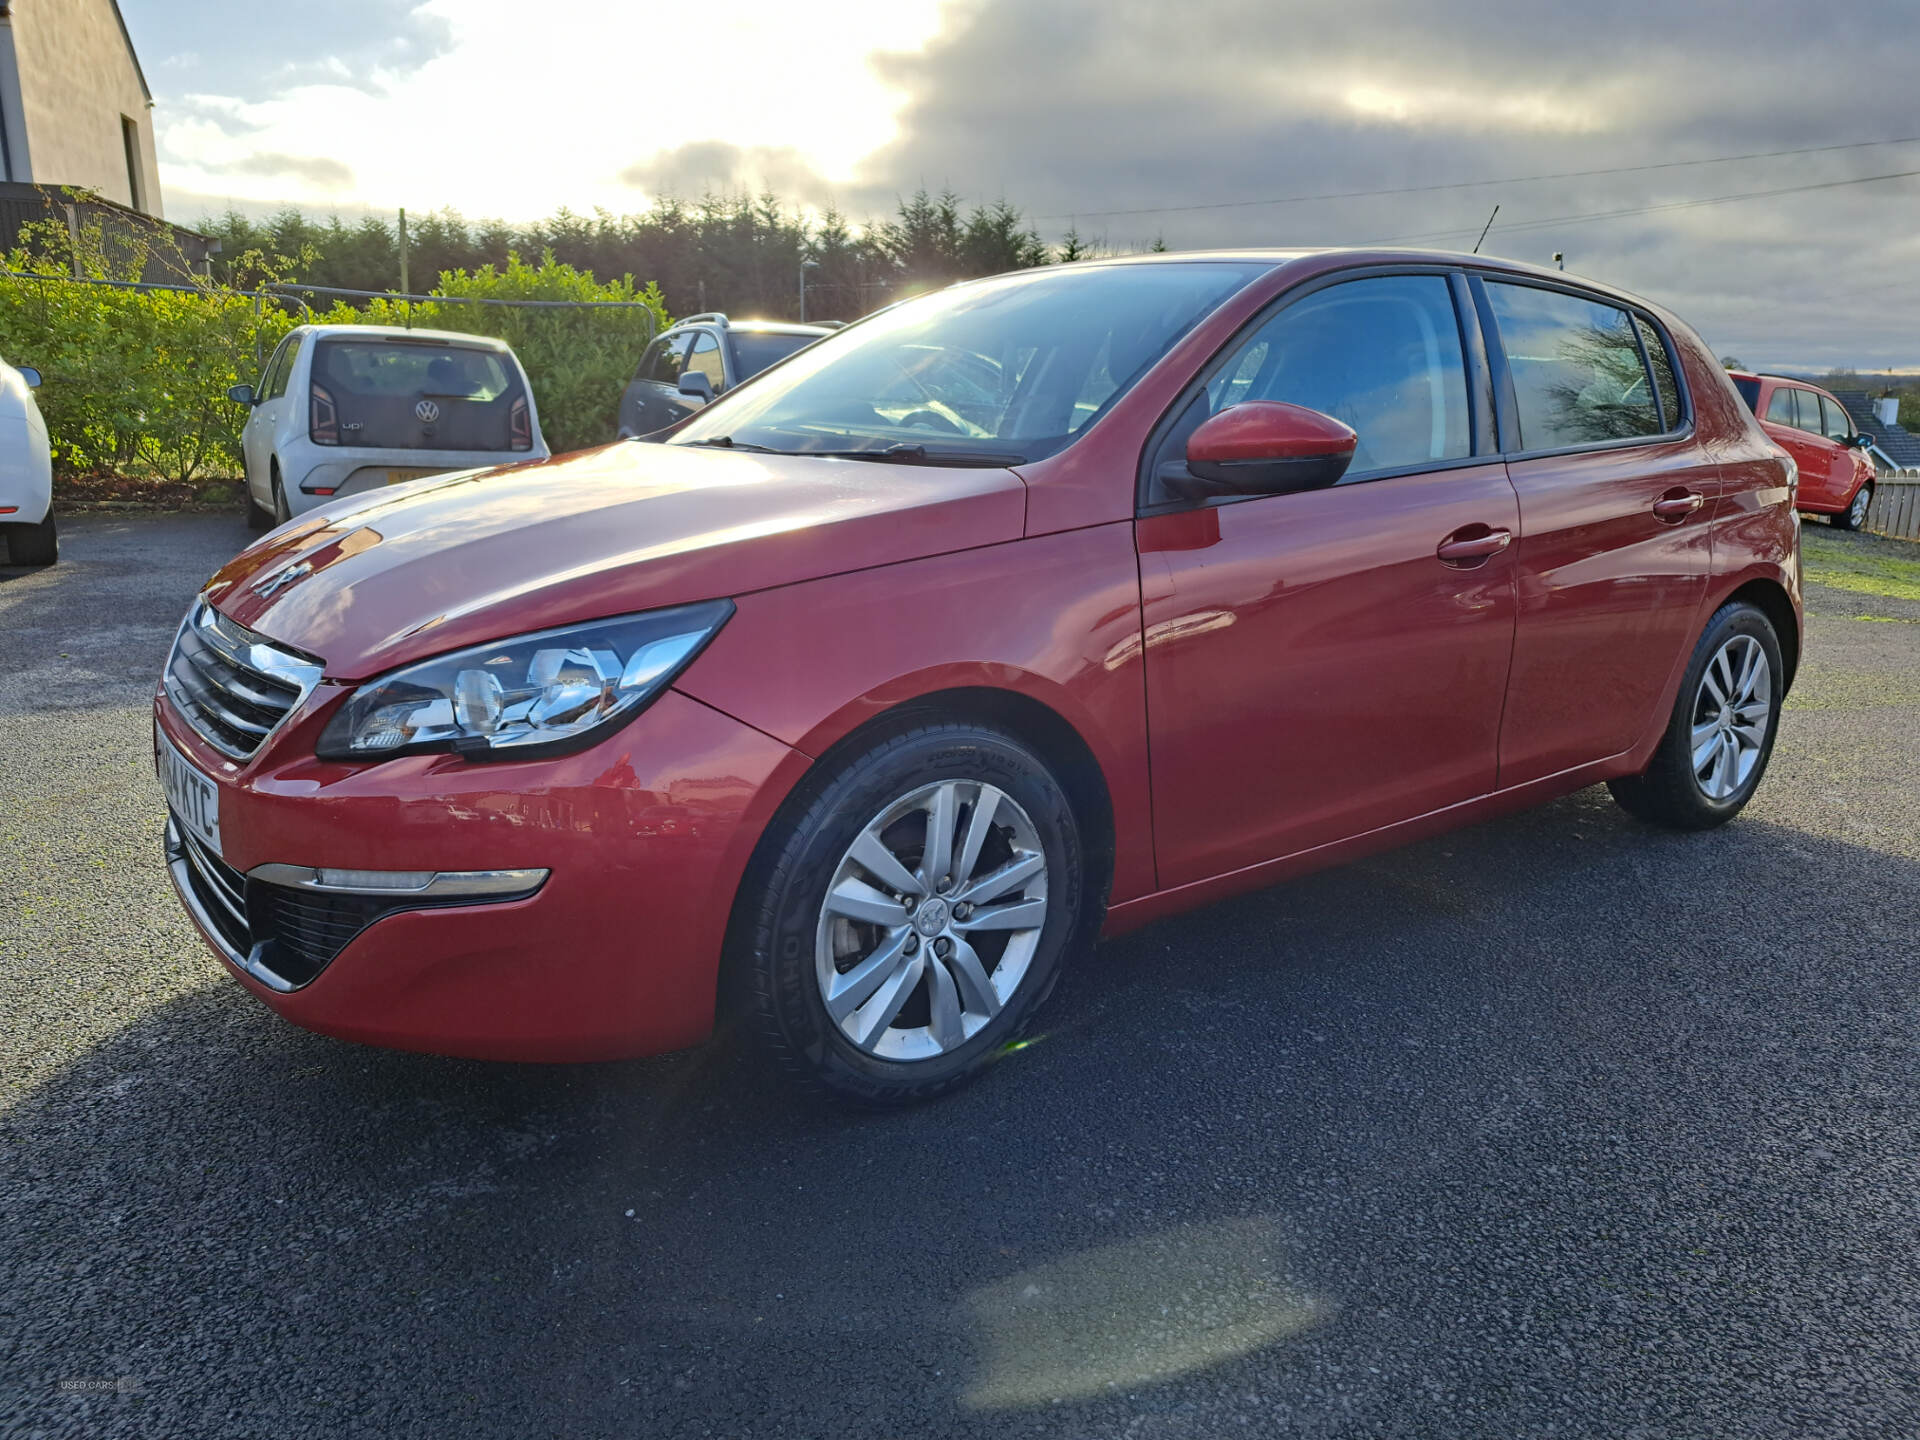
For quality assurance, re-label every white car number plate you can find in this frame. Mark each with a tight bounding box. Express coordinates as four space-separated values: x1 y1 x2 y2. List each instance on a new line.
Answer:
157 727 222 857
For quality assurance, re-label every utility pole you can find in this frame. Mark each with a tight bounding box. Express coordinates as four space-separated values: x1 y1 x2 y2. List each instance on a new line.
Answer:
397 207 410 328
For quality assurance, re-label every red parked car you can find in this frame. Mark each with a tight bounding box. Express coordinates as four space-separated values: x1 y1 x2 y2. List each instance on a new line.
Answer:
158 251 1801 1104
1729 370 1877 530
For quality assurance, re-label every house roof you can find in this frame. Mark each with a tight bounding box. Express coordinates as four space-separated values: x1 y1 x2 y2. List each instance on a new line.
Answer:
109 0 152 103
1832 389 1920 467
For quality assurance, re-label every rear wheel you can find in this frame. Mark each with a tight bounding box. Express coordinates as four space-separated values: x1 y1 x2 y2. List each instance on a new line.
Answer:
2 513 57 566
270 465 292 526
1608 601 1782 830
1832 480 1873 532
734 721 1086 1105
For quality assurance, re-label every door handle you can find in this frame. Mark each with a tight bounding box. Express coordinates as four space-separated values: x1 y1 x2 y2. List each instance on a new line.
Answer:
1653 490 1704 522
1436 527 1512 565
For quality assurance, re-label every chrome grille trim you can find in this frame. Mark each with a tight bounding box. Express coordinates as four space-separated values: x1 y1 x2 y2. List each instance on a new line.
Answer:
161 597 323 761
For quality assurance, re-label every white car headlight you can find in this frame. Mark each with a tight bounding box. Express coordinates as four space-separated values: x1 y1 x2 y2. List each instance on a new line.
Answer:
317 599 733 762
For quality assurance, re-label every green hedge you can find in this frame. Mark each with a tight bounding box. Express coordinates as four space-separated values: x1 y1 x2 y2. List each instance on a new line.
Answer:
0 226 665 484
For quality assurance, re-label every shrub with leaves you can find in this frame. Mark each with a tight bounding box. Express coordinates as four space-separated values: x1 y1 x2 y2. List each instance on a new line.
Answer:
0 211 312 483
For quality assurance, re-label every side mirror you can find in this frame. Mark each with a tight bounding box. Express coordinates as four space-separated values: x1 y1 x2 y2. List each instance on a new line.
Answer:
1176 401 1357 500
1850 433 1875 450
17 366 40 389
677 372 716 404
227 383 255 406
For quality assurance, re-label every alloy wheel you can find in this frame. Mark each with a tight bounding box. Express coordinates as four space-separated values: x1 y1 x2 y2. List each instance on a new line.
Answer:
1849 485 1872 529
1690 634 1771 801
815 778 1048 1061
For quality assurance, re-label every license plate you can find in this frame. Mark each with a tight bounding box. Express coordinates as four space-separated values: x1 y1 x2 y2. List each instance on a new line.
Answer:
157 727 222 857
385 468 440 486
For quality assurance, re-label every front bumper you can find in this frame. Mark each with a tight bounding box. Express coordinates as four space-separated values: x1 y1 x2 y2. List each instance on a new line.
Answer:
156 686 802 1061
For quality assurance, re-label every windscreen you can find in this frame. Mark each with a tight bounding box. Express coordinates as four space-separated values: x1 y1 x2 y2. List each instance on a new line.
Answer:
730 331 818 379
311 339 524 451
669 262 1267 463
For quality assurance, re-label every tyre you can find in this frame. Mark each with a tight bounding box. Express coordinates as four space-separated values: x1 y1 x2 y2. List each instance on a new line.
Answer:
1607 601 1783 830
245 484 274 530
271 467 292 526
734 721 1087 1105
2 513 57 566
1832 480 1873 532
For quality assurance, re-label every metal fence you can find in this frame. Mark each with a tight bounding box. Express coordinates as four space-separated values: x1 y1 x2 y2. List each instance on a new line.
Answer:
1864 477 1920 542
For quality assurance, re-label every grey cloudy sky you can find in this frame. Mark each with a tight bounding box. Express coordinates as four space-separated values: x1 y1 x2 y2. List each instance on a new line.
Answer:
123 0 1920 369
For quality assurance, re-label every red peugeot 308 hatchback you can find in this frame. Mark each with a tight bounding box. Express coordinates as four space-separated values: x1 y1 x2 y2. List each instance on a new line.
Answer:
157 251 1801 1104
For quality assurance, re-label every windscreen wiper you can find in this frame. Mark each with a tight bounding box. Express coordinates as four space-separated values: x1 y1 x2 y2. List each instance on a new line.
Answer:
803 444 1025 466
686 437 1022 466
683 435 788 454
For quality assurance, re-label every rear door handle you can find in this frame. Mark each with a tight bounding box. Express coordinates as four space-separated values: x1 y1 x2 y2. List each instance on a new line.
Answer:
1436 527 1512 566
1653 490 1704 522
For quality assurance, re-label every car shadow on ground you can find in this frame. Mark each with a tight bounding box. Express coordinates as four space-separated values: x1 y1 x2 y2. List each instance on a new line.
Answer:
8 786 1920 1438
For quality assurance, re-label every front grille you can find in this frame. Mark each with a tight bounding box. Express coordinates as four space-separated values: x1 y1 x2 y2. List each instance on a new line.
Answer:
162 598 323 760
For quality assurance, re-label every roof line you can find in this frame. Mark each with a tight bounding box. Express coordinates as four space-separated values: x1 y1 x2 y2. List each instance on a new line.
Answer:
108 0 152 103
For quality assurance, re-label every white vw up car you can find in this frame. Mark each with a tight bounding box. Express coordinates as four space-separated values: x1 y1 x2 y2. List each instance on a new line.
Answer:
0 354 54 566
229 325 549 526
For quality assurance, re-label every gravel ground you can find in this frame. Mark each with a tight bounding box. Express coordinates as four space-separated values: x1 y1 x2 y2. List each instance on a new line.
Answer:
4 513 1919 1438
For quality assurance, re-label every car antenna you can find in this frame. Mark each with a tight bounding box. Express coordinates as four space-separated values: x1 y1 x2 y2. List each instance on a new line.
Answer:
1471 204 1500 255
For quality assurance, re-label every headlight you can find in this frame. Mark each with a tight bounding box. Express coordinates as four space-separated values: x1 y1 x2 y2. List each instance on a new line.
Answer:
317 599 733 762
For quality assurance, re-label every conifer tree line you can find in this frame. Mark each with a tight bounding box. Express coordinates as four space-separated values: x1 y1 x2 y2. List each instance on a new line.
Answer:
200 189 1136 322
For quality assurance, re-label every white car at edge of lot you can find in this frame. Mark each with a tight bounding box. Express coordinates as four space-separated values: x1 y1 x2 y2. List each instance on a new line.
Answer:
0 354 55 566
230 324 550 527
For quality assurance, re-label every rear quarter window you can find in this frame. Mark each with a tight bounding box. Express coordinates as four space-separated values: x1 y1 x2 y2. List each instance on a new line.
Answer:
1732 376 1762 413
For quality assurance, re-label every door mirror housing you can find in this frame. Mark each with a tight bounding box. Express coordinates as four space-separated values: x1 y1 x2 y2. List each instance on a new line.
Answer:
1177 401 1357 500
17 365 40 389
677 372 716 404
1849 432 1875 450
227 383 255 406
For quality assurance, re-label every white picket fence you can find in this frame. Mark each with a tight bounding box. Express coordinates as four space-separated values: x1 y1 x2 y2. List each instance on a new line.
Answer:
1865 476 1920 542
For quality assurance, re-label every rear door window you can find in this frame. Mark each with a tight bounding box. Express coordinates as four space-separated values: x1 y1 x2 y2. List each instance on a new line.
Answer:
1485 283 1660 450
263 333 303 400
310 339 524 451
1765 387 1801 428
1792 389 1825 435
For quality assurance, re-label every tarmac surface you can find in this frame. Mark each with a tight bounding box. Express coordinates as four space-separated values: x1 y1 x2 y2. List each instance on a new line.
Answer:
4 512 1918 1437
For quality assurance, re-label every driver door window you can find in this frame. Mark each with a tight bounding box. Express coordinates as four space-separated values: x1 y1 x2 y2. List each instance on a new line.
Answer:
685 332 724 391
1151 274 1472 503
